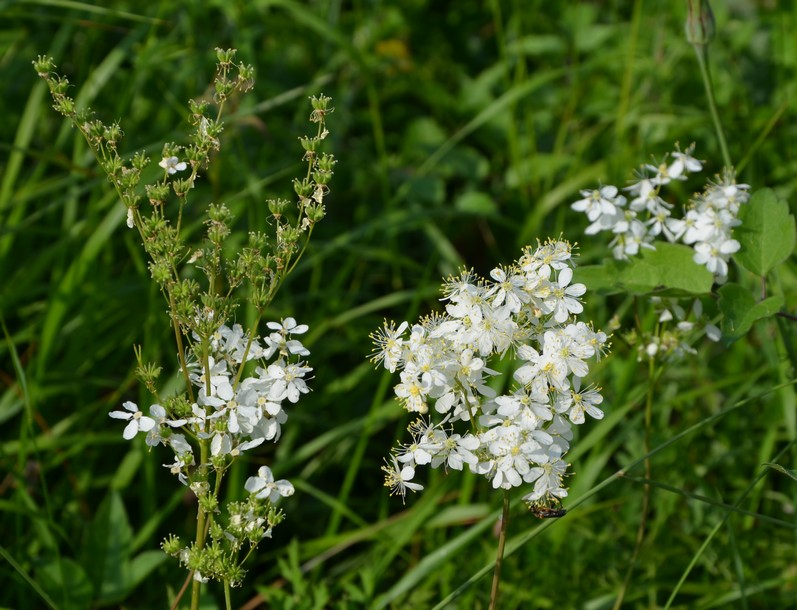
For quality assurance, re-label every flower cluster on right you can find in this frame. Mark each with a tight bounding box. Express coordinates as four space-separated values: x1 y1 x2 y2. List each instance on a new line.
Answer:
371 240 608 512
571 145 750 283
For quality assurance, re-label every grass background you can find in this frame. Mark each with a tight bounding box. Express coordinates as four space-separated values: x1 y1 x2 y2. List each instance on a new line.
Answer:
1 0 796 608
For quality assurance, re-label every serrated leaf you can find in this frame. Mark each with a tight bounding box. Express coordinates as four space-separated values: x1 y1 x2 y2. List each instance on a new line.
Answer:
734 188 796 276
718 282 784 342
619 243 714 294
579 243 713 296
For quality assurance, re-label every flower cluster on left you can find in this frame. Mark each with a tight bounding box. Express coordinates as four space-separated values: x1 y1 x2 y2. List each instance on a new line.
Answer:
34 49 334 602
111 319 310 585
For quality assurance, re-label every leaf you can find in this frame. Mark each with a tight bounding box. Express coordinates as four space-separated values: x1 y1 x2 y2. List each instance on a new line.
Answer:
734 188 796 276
127 551 167 591
574 263 622 294
36 557 93 610
579 243 714 296
619 243 714 294
764 462 797 482
454 191 497 215
83 491 134 604
718 282 784 342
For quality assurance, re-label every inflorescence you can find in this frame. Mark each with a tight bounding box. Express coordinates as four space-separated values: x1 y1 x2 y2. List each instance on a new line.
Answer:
371 240 609 512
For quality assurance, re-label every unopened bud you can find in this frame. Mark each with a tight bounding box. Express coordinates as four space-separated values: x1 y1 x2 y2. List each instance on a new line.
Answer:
685 0 715 47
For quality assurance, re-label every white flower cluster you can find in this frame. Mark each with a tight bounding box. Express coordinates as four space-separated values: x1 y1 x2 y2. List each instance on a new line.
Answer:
110 318 309 509
372 241 609 509
571 145 750 282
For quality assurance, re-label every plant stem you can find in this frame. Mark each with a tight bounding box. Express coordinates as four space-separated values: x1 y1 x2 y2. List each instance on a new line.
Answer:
224 581 232 610
612 355 657 610
693 45 732 168
190 438 211 610
489 491 511 610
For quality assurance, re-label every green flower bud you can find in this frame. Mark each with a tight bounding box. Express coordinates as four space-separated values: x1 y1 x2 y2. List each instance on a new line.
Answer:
32 55 55 77
685 0 715 47
268 198 289 217
215 47 236 65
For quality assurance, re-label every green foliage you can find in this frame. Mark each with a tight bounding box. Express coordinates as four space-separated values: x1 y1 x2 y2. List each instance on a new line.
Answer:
581 242 715 296
33 491 166 609
2 1 796 609
734 188 796 277
718 282 784 343
764 462 797 482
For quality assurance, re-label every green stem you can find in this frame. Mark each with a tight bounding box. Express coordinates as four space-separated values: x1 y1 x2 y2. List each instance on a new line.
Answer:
693 46 732 168
234 309 264 387
489 491 511 610
224 581 232 610
612 355 657 610
168 291 195 403
190 438 210 610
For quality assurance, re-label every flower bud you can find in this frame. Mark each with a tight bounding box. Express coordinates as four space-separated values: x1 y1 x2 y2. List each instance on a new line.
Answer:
685 0 715 47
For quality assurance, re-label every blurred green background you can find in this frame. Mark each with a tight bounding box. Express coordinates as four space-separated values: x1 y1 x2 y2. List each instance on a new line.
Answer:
1 1 796 608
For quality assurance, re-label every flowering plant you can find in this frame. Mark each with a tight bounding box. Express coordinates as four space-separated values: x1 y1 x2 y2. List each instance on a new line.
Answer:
572 144 749 283
34 49 335 609
571 145 794 353
373 240 608 511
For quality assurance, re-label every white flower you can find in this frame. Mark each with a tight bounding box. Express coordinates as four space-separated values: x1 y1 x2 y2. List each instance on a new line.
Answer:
545 267 586 324
263 318 311 358
109 401 156 440
693 238 739 279
626 178 664 213
431 433 480 471
158 156 187 175
145 403 187 447
382 455 423 501
670 147 703 174
266 361 312 403
557 378 604 424
192 357 234 406
394 368 431 413
486 266 529 313
571 185 620 222
126 207 135 229
522 449 569 502
163 444 194 486
370 320 409 372
218 324 263 363
245 466 295 503
170 433 193 455
374 241 607 505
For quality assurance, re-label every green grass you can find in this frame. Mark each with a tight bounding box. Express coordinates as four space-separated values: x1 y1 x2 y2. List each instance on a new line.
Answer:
2 1 796 608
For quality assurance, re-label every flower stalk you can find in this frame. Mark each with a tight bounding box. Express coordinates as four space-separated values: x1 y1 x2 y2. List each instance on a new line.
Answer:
489 491 511 610
34 49 335 607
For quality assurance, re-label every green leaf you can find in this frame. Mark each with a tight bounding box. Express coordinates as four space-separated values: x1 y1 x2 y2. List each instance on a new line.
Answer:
36 557 93 610
734 188 796 276
454 191 497 215
127 551 167 592
718 282 784 342
619 243 714 294
83 491 134 604
579 243 714 296
764 462 797 482
576 263 622 294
